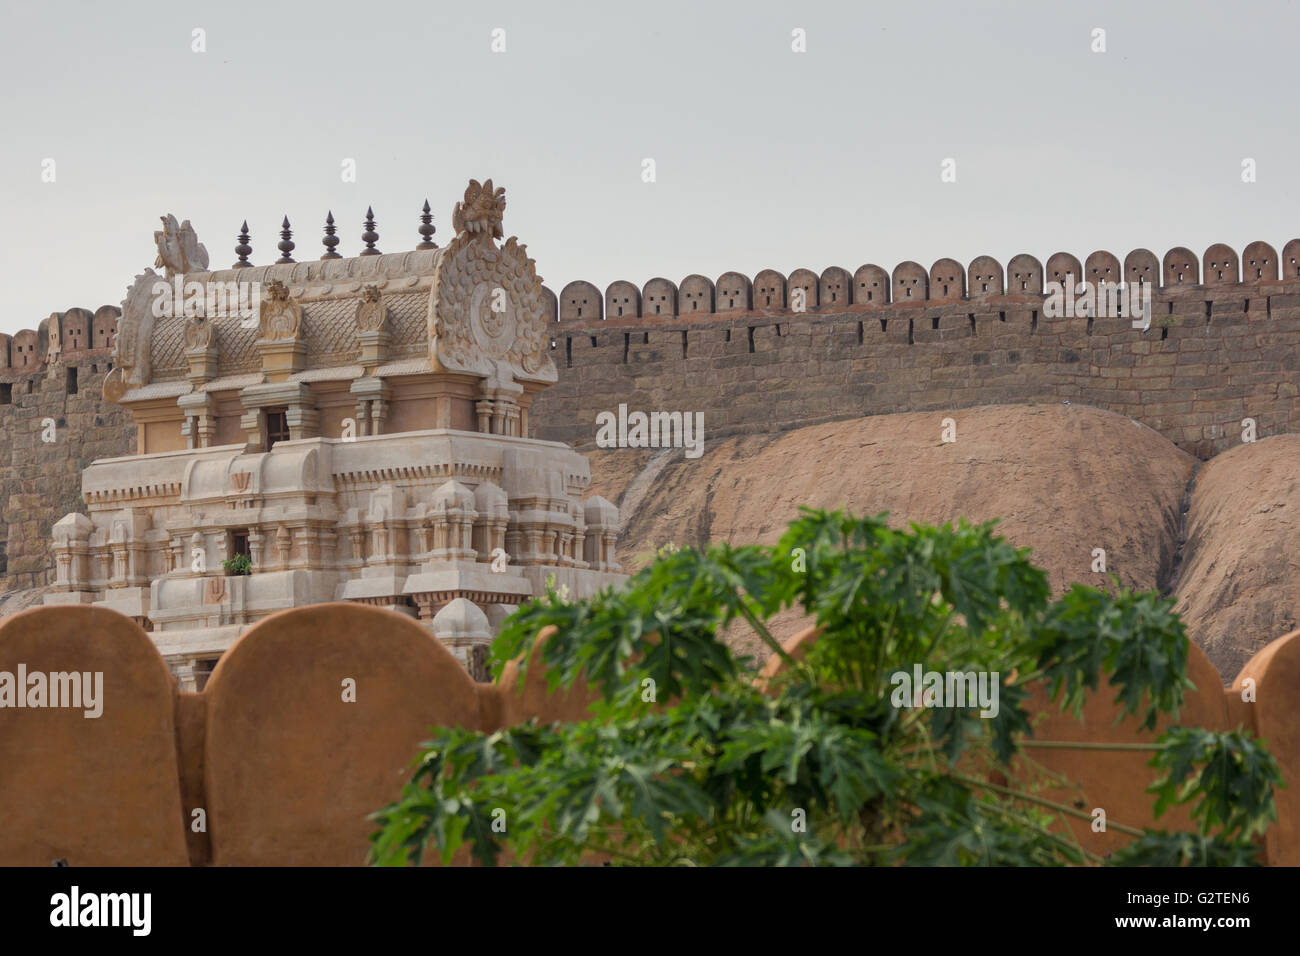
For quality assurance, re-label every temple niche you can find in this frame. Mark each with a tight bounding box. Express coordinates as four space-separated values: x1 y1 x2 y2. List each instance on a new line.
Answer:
45 179 624 686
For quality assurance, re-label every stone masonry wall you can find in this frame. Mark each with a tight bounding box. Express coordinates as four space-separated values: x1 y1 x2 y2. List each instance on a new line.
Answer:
532 257 1300 461
0 317 134 591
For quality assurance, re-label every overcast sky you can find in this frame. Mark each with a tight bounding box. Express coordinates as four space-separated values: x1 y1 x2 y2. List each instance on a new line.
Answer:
1 0 1297 333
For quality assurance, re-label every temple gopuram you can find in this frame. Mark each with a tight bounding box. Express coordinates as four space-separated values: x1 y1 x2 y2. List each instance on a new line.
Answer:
43 180 624 688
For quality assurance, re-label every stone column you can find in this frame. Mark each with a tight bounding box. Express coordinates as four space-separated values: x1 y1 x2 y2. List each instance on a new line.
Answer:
174 659 198 693
275 525 292 568
248 529 264 569
96 551 112 586
190 531 206 575
111 547 127 586
350 377 389 438
54 548 72 587
318 528 338 566
369 523 389 566
178 391 216 450
197 414 216 448
287 405 320 441
302 526 320 567
573 530 587 568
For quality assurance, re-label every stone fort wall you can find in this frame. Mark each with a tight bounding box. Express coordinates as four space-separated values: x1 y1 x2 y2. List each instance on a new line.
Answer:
531 241 1300 460
0 307 135 591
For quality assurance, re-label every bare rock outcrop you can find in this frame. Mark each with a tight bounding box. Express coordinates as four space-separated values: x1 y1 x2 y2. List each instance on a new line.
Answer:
587 404 1200 669
1170 435 1300 682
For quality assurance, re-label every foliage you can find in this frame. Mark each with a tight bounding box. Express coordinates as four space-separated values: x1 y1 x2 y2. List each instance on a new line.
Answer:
370 509 1280 867
222 553 252 576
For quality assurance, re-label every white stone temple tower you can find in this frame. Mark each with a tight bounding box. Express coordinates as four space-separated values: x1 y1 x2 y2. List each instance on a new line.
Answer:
45 180 623 687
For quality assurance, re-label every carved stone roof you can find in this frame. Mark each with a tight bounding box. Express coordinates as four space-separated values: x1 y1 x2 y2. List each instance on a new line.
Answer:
373 357 434 377
108 181 559 404
200 373 262 392
289 365 363 383
119 381 192 402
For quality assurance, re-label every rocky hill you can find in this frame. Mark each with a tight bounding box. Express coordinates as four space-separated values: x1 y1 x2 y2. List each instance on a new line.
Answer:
1170 435 1300 679
584 403 1299 683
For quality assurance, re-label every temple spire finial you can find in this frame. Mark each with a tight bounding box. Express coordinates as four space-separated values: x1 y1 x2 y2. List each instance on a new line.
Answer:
416 199 437 250
276 216 296 264
360 206 381 256
321 211 341 260
233 221 252 269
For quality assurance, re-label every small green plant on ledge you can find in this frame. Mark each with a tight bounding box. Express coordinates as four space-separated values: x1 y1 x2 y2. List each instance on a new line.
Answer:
222 553 252 576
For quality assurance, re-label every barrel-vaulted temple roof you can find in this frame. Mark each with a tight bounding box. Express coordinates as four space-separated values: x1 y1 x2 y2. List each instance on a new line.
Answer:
107 179 557 404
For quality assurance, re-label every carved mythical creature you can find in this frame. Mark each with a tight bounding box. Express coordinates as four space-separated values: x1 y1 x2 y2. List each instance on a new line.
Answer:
183 316 213 350
259 280 302 340
451 179 506 241
356 285 388 332
154 214 210 278
430 190 554 385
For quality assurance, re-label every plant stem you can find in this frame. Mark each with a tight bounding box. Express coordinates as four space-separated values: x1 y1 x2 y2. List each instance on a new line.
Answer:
1020 740 1165 752
974 801 1105 865
952 772 1147 838
737 601 794 665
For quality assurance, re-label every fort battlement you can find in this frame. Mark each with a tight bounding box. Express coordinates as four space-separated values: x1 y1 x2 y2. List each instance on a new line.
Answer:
530 240 1300 461
0 306 120 372
547 241 1298 322
0 307 133 589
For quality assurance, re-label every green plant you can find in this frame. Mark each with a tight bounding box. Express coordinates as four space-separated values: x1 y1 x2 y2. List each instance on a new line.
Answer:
222 553 252 576
370 508 1280 867
628 540 682 572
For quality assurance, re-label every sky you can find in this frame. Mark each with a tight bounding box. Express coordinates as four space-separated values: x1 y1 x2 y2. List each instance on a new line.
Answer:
1 0 1297 333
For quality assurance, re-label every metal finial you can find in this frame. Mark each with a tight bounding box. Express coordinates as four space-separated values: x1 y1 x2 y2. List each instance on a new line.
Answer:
276 216 296 264
321 211 341 260
416 199 437 250
360 206 380 256
233 221 252 269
